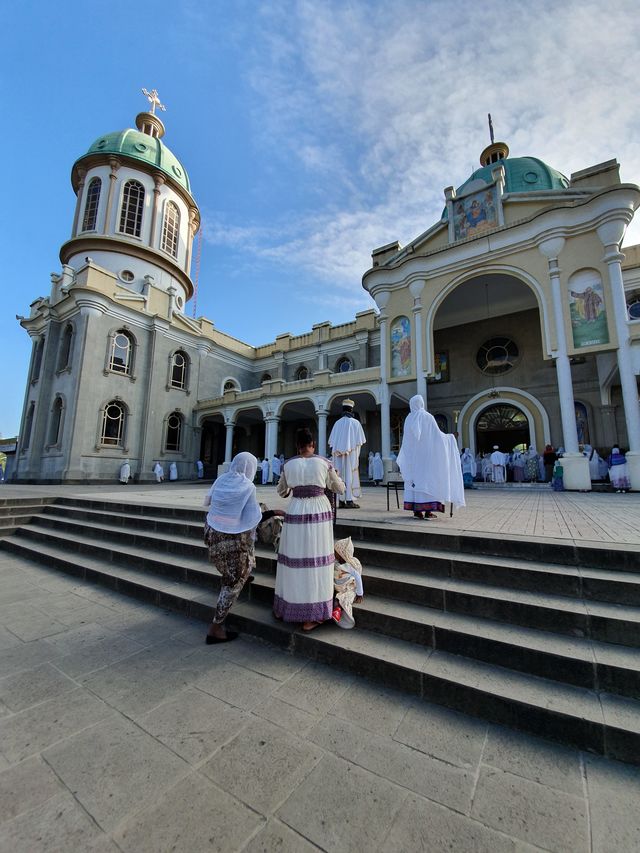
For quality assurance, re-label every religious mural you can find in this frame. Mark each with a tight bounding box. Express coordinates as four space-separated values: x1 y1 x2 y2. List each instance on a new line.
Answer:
428 351 449 384
390 316 412 377
574 402 590 446
453 185 499 240
568 271 609 349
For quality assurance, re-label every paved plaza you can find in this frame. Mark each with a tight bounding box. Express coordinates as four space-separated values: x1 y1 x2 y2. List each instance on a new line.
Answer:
0 483 639 851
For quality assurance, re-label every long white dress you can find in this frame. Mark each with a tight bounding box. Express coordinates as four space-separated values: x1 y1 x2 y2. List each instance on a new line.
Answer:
328 415 366 502
274 456 345 622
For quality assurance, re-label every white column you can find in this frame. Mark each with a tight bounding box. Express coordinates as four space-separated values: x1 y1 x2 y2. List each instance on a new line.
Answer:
598 222 640 488
316 409 328 457
409 279 427 402
539 239 591 490
375 291 392 481
224 419 234 463
264 416 279 459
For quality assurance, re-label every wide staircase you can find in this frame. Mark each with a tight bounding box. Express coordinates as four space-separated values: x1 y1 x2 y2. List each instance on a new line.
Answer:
1 496 639 765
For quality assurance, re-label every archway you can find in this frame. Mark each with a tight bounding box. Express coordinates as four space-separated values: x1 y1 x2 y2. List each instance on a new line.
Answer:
199 415 225 476
475 403 530 454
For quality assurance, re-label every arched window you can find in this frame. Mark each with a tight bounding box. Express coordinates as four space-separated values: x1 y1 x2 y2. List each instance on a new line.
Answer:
108 330 134 375
81 177 101 231
261 373 272 383
100 400 127 446
295 365 310 380
223 379 239 393
31 337 45 383
119 180 145 237
165 411 183 451
22 402 35 450
390 316 412 377
170 350 189 389
161 201 180 257
48 397 64 446
335 357 353 373
58 324 73 371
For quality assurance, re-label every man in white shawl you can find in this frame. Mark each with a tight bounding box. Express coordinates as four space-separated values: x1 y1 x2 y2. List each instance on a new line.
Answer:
271 454 281 484
119 459 131 484
490 445 506 483
261 457 270 485
397 395 465 519
328 398 367 508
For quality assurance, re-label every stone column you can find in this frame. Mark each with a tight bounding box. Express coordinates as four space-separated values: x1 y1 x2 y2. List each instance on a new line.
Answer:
264 415 279 460
539 238 591 490
102 158 120 235
224 418 235 464
316 408 328 457
409 279 427 402
71 168 87 237
598 222 640 488
375 291 392 481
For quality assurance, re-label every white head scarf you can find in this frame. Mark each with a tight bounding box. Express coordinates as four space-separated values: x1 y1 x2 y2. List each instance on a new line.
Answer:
205 452 262 534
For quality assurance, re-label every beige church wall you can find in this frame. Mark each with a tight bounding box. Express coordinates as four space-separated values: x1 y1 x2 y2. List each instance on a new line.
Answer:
415 225 450 254
501 199 562 226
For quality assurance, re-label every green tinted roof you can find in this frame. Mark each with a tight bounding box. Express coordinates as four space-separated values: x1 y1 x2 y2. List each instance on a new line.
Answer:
79 128 192 194
443 156 570 220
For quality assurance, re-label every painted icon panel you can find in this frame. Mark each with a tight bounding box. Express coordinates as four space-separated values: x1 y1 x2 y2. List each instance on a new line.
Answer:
390 316 412 376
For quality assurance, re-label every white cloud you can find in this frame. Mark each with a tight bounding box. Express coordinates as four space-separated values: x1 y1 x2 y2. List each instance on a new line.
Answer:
203 0 640 294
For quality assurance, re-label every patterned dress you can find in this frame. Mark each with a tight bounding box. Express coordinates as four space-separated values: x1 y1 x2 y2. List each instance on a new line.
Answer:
274 456 344 622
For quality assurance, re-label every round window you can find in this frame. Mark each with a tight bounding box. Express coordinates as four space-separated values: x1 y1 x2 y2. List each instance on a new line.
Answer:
176 296 184 308
120 270 135 282
96 139 107 149
476 337 519 375
523 171 538 184
337 358 352 373
172 165 183 177
628 299 640 320
134 142 148 152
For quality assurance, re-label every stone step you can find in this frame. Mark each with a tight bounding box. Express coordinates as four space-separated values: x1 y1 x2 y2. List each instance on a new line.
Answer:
38 507 640 613
19 516 640 649
2 536 640 765
4 530 640 701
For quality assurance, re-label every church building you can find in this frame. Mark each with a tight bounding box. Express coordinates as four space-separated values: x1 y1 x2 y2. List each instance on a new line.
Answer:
14 97 640 489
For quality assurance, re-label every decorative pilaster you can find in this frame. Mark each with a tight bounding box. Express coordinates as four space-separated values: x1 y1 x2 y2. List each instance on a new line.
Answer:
409 279 427 402
102 158 120 234
375 291 392 481
150 172 166 248
71 167 87 237
539 238 590 490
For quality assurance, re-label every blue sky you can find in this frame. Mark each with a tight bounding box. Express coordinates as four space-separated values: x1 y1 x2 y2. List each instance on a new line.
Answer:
2 0 639 437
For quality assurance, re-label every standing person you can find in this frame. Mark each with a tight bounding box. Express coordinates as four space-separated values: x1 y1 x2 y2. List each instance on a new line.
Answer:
372 452 384 485
274 427 345 631
490 446 505 483
525 446 539 482
551 455 565 491
608 446 631 493
512 449 526 482
119 459 131 484
367 451 374 481
203 452 262 643
543 445 557 482
196 460 204 479
260 457 270 485
328 398 366 508
460 448 476 489
152 461 165 483
397 395 465 519
169 462 178 481
271 454 281 485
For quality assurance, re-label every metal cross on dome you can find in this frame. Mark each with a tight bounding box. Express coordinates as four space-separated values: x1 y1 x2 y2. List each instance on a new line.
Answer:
141 88 166 115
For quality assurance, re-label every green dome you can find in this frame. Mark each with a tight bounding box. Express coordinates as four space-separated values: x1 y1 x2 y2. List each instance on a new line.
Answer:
442 156 569 220
79 128 192 194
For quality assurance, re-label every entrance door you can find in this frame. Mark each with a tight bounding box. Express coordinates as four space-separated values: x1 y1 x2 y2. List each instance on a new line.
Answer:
475 404 530 454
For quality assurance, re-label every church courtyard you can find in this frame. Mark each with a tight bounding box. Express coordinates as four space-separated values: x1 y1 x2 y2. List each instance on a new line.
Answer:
0 484 638 852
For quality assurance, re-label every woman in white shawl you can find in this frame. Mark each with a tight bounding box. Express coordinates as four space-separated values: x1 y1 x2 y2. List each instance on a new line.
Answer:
372 452 384 484
397 396 465 519
203 452 263 644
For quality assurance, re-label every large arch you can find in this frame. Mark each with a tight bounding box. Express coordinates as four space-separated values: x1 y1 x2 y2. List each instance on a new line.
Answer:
459 388 551 456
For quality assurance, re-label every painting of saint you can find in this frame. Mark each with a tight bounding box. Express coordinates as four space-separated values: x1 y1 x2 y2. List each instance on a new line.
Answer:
428 351 450 384
390 316 412 377
568 273 609 349
453 185 499 241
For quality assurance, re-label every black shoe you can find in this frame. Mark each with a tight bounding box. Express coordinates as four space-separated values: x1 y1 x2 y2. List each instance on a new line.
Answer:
205 631 238 644
346 501 360 509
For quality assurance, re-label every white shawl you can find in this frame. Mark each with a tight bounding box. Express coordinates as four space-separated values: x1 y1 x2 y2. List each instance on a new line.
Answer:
205 452 262 534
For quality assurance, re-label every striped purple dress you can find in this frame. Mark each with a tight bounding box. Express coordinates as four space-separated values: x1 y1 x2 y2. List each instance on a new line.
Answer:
273 455 344 622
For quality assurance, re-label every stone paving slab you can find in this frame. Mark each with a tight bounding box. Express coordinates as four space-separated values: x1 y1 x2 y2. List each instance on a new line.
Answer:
2 540 640 849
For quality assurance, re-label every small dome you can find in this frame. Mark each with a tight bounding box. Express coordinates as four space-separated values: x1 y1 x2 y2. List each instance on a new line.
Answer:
76 127 192 194
457 156 569 196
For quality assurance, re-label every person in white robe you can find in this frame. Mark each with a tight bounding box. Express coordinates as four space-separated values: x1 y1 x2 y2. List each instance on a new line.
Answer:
274 427 345 630
460 449 476 488
397 395 465 519
169 462 178 481
261 457 270 485
328 398 366 508
512 449 526 482
583 445 604 481
196 460 204 479
271 454 282 484
153 462 164 483
372 452 384 485
367 452 374 481
119 459 131 484
490 446 506 483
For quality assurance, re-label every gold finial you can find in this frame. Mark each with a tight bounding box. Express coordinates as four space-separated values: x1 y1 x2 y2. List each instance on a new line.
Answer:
141 88 166 115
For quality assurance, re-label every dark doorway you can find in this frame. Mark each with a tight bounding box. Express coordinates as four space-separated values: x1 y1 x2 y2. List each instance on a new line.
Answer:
475 404 530 454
